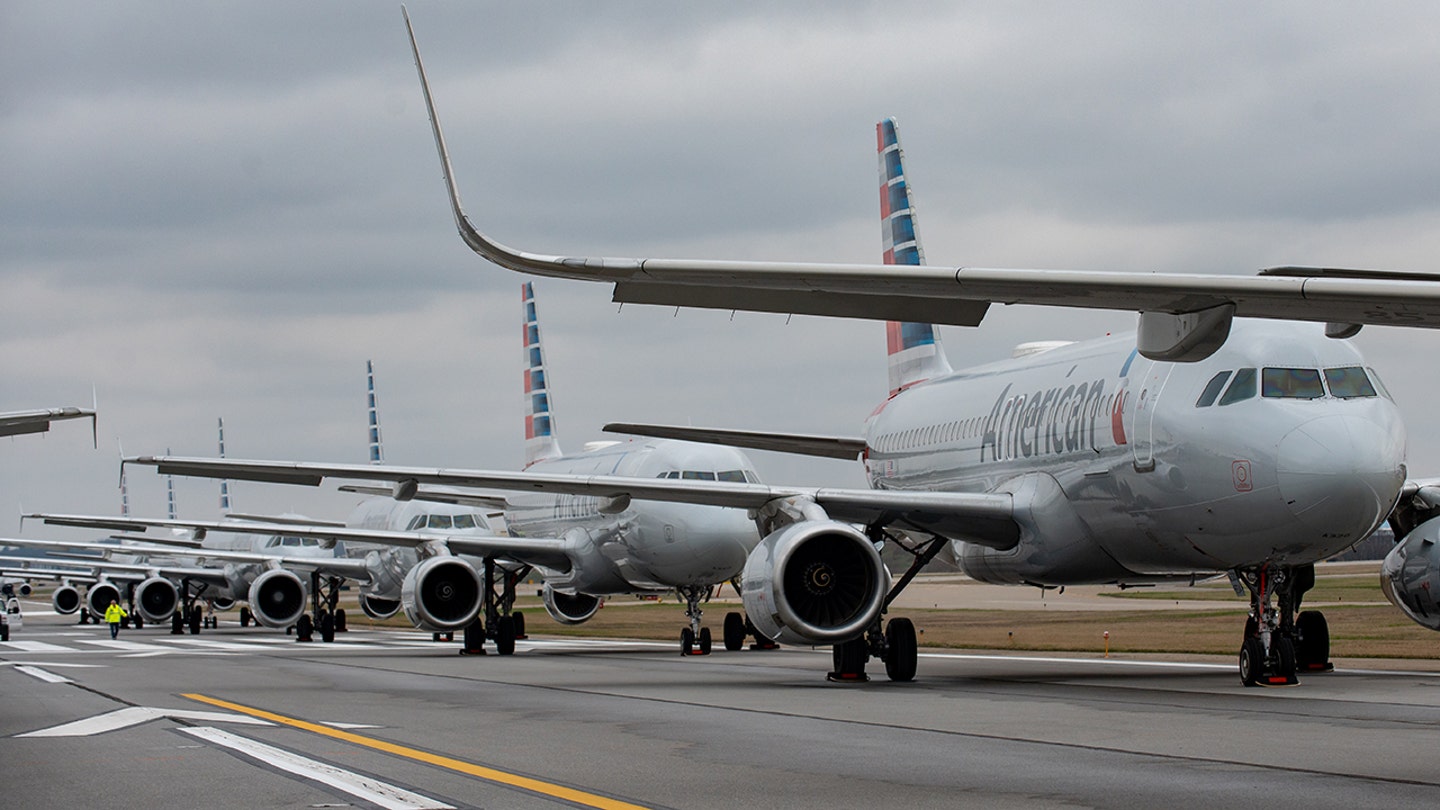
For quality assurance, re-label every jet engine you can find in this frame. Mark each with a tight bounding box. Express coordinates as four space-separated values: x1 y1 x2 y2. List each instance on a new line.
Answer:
4 581 32 597
359 593 402 620
400 556 482 631
740 520 890 646
85 581 121 618
134 576 179 624
1382 517 1440 631
52 584 81 615
247 569 307 628
542 583 601 625
210 597 236 612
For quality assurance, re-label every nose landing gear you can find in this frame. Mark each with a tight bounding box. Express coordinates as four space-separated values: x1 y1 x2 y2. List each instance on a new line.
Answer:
1235 563 1330 687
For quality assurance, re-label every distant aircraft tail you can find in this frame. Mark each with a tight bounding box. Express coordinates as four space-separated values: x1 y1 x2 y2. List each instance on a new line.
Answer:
366 360 385 464
165 447 177 519
522 282 563 468
117 439 130 517
879 117 952 396
218 417 232 511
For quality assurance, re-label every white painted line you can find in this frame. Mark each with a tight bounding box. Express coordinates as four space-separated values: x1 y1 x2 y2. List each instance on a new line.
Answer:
179 727 455 810
1 640 77 653
79 639 177 653
14 665 71 684
322 721 381 730
0 661 103 669
18 706 273 737
916 652 1234 671
162 639 268 651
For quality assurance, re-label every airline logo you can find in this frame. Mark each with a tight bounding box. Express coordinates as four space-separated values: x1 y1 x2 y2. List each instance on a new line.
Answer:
521 282 559 467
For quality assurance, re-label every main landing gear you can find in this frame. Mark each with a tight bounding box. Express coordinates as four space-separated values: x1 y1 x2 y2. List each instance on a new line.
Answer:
1234 563 1332 687
826 532 947 684
171 579 209 636
461 559 530 656
721 610 779 652
298 574 346 643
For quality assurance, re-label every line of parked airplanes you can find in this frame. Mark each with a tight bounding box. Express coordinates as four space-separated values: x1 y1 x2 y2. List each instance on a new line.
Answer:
5 8 1440 687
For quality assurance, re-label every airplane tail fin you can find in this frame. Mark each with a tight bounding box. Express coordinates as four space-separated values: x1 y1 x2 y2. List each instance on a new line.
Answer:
522 282 563 468
879 117 952 396
366 360 385 464
117 439 130 517
165 447 177 519
218 418 232 511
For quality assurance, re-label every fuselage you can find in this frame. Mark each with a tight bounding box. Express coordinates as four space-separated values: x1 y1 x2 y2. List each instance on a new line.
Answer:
504 439 762 594
864 319 1406 584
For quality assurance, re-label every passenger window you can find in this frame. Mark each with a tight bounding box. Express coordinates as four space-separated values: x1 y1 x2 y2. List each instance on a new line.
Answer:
1196 371 1232 407
1262 368 1325 399
1218 368 1257 405
1325 367 1378 399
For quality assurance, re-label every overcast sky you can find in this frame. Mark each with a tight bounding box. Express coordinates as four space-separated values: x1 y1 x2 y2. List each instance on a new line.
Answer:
5 2 1440 534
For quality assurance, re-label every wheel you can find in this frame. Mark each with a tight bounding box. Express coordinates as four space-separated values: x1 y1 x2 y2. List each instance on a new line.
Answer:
830 637 869 681
512 611 526 638
461 619 486 655
884 618 918 682
295 613 313 642
723 612 746 651
680 627 695 656
698 626 712 655
1295 611 1330 670
188 609 202 635
133 615 143 630
1 623 8 642
172 612 185 634
319 612 335 643
1239 636 1266 687
239 606 252 628
1273 635 1298 683
495 615 517 656
334 608 347 632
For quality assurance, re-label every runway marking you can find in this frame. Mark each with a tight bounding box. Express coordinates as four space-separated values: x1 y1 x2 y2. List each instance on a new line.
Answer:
1 640 75 652
186 693 656 810
918 652 1233 670
13 665 71 683
18 706 273 737
179 727 454 810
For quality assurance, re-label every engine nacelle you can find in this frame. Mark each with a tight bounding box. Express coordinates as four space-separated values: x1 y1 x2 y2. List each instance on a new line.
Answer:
134 577 179 624
359 593 402 620
740 520 890 646
52 584 81 615
247 569 308 628
400 556 482 631
1382 517 1440 631
3 581 33 598
542 584 601 625
86 581 121 618
210 597 236 612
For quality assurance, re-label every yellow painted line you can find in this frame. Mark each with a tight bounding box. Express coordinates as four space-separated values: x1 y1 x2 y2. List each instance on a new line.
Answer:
183 693 652 810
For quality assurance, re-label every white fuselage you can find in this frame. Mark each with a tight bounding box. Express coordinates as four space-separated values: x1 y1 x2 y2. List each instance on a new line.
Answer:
863 320 1406 585
504 439 762 594
342 499 491 600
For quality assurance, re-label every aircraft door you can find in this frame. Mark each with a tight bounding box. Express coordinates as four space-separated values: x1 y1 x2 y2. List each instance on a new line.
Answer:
1131 361 1173 473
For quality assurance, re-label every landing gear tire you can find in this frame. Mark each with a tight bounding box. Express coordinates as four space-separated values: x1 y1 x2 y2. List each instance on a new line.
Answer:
188 609 202 635
884 618 918 682
1274 636 1298 684
461 619 486 655
334 608 347 633
829 638 870 682
698 626 712 655
1239 637 1265 687
319 612 335 644
171 612 185 635
1 624 9 642
133 615 143 630
680 627 695 656
1295 610 1332 672
495 615 517 656
512 611 526 639
295 613 313 643
723 612 746 651
239 607 252 628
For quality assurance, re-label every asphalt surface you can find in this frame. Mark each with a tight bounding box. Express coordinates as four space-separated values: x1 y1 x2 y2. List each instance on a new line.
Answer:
3 607 1439 809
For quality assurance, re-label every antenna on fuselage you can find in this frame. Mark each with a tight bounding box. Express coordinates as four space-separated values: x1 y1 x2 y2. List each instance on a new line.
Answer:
879 117 952 396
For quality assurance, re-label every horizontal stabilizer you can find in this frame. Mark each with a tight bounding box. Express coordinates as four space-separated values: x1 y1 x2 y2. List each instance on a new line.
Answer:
603 422 866 460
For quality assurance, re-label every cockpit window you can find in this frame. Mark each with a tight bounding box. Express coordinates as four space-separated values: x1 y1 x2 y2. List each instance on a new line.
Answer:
1325 367 1378 399
1262 368 1325 399
681 471 717 481
1196 371 1232 408
1366 367 1394 400
1218 368 1257 405
716 470 748 483
452 515 478 530
406 515 425 531
427 515 453 530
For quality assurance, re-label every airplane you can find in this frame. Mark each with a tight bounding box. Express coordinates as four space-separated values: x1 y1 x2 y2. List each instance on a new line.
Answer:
111 288 770 656
378 11 1435 685
0 406 96 443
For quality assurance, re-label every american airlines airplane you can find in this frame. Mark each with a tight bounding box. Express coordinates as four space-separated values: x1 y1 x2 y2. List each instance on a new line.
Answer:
351 11 1429 686
0 406 96 443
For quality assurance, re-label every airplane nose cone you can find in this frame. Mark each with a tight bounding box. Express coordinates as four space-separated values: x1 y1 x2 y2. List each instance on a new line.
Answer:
1277 415 1404 537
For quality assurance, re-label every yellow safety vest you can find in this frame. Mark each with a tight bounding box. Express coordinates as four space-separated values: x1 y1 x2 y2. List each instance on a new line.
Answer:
105 604 127 623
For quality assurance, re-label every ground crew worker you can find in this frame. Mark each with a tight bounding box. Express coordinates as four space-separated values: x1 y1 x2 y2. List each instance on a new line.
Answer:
104 599 127 639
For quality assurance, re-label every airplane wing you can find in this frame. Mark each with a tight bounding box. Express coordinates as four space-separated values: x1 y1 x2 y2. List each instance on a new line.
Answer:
603 422 866 460
26 511 572 571
336 484 509 511
128 455 1021 550
2 537 374 582
403 9 1440 360
0 407 97 442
